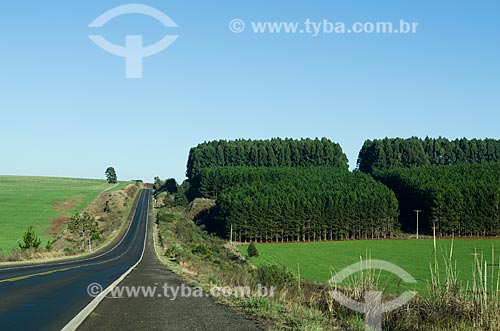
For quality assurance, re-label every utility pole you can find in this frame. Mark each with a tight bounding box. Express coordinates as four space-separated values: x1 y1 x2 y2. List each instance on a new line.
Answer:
414 210 422 239
229 224 233 244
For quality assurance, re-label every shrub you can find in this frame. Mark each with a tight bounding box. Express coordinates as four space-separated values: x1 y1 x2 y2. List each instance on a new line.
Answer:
247 241 259 258
18 226 42 250
165 244 182 260
254 264 296 289
63 247 76 255
192 244 208 256
45 240 54 252
173 191 189 207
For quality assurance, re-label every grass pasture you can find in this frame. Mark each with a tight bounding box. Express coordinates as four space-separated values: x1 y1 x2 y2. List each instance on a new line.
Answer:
0 176 120 253
240 238 500 294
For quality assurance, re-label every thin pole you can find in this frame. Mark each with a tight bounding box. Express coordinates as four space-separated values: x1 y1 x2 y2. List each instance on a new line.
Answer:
414 210 422 239
230 224 233 243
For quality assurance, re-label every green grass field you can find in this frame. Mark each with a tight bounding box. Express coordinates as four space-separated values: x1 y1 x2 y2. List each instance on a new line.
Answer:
240 239 500 294
0 176 122 253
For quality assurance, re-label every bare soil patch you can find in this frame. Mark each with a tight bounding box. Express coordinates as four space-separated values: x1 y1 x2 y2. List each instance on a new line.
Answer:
54 195 84 212
47 215 70 236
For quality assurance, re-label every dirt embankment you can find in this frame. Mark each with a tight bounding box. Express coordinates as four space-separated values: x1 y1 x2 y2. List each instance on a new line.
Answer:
51 184 141 254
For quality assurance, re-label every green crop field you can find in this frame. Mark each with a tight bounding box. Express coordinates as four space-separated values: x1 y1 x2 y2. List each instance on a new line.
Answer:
240 239 500 294
0 176 121 253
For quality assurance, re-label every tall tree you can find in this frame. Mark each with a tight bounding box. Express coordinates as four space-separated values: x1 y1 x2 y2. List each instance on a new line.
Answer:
357 137 500 174
185 138 349 199
203 167 400 242
373 163 500 236
153 176 163 191
105 167 117 184
163 178 178 194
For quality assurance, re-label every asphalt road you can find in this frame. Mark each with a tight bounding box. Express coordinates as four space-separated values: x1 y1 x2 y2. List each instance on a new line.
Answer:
0 189 151 331
0 188 261 331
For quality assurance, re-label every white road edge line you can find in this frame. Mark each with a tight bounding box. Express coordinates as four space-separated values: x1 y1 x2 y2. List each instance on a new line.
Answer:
1 189 142 272
152 201 161 260
60 189 150 331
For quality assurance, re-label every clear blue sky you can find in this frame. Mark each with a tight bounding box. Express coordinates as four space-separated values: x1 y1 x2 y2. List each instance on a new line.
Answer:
1 0 499 182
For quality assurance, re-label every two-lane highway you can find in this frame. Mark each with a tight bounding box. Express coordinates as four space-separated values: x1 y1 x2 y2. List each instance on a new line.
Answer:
0 189 151 331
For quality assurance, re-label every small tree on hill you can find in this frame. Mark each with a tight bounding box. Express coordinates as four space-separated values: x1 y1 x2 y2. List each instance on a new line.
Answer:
45 240 54 252
247 241 259 258
68 212 99 251
18 226 42 250
105 167 117 184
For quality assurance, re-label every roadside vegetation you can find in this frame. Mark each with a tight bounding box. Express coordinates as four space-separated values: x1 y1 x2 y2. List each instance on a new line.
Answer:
154 206 334 330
